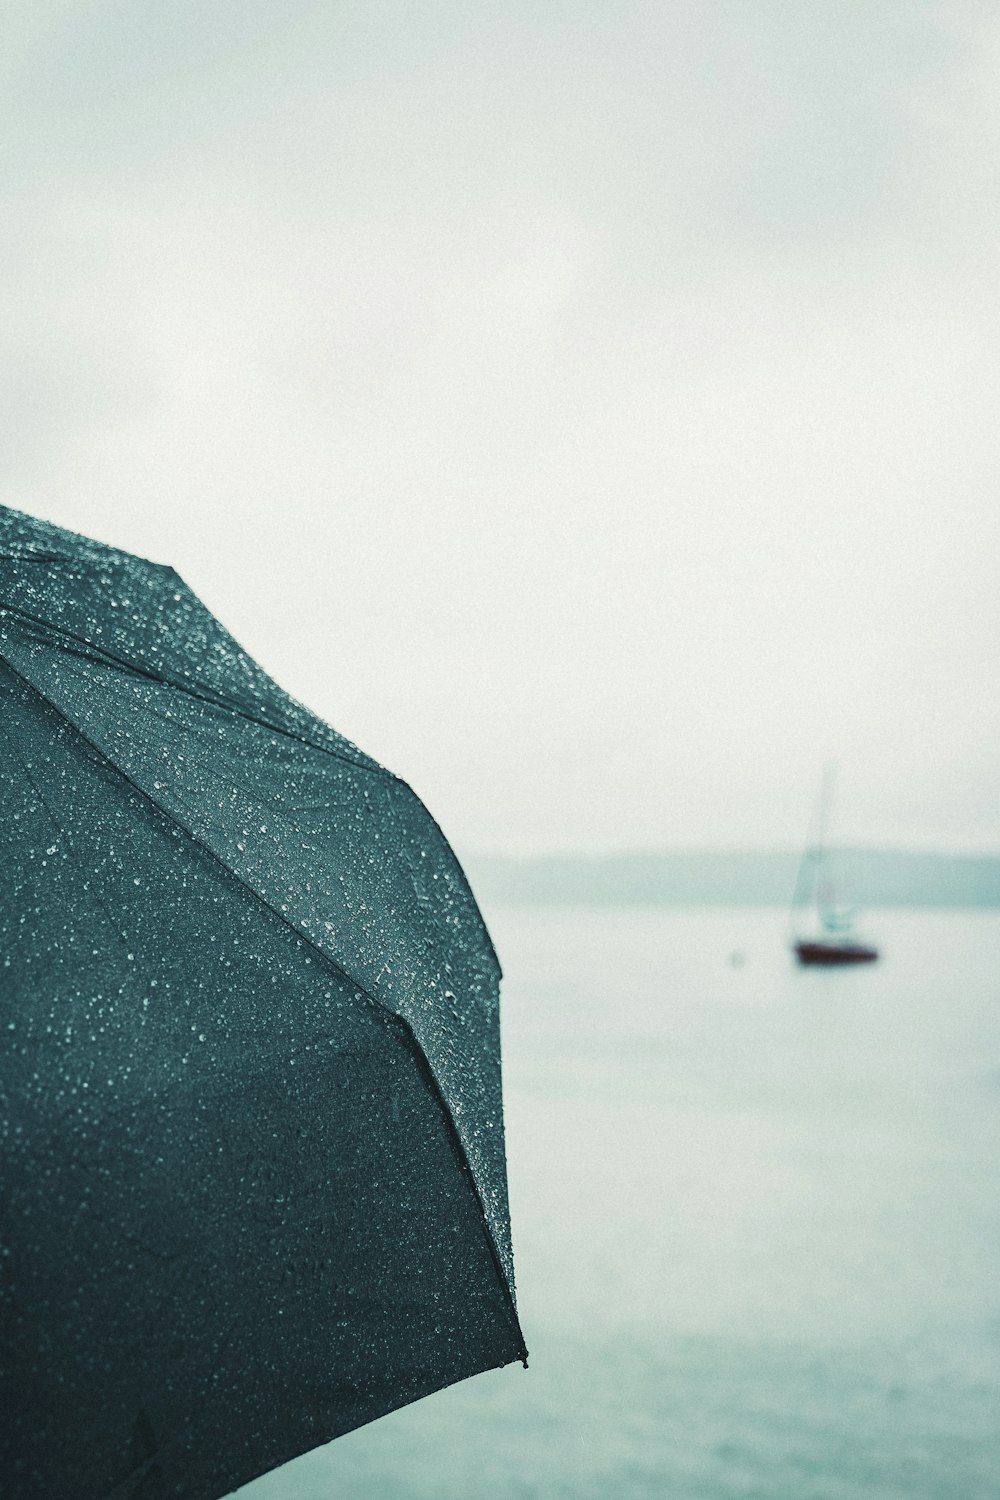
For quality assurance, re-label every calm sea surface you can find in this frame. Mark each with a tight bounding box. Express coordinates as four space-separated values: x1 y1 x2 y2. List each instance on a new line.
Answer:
238 906 1000 1500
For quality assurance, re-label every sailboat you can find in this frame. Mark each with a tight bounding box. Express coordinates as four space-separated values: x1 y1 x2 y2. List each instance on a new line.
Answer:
789 768 879 966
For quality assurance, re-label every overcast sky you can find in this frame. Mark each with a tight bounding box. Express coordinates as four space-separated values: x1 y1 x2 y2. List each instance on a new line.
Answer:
3 2 998 856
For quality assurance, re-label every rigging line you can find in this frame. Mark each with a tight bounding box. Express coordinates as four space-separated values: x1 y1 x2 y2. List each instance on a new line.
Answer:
786 764 835 941
0 655 523 1341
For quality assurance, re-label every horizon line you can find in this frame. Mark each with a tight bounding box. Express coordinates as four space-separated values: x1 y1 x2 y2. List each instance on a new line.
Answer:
466 844 1000 861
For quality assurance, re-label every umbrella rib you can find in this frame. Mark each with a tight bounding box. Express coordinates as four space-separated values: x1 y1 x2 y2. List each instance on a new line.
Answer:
92 1306 250 1500
0 603 500 978
0 715 153 997
385 780 503 981
0 600 383 777
1 657 525 1357
2 604 501 976
391 1010 527 1360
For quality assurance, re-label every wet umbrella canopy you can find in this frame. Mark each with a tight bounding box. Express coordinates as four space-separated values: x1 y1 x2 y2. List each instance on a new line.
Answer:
0 505 526 1500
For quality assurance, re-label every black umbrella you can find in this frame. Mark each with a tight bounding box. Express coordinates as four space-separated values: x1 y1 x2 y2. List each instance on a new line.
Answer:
0 505 526 1500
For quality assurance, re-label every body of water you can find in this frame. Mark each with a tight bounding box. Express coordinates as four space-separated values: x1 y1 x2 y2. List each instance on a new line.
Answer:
238 906 1000 1499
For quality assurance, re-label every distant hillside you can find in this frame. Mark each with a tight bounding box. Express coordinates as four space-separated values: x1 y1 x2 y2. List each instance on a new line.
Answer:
464 849 1000 908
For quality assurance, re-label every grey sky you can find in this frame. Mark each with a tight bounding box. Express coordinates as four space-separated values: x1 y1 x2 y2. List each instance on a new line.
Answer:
3 2 998 855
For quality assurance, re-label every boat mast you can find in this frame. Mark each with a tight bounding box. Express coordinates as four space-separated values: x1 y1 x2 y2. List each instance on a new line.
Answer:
788 763 835 940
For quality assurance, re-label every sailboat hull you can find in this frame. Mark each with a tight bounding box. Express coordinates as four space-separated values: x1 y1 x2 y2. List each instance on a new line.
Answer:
794 939 879 966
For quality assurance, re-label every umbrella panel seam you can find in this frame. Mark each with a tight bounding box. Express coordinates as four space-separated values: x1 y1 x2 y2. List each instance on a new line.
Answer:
0 600 384 778
0 605 501 976
0 656 523 1337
